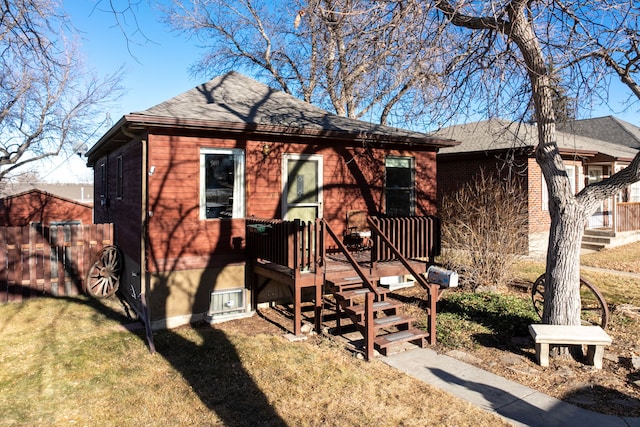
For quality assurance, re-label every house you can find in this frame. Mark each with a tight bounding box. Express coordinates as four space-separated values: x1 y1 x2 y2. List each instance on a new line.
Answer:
434 118 640 256
85 71 458 342
0 182 94 204
0 189 93 227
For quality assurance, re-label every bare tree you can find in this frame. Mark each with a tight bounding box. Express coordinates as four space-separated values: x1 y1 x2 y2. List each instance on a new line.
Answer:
433 0 640 326
0 0 121 183
441 171 529 291
162 0 455 127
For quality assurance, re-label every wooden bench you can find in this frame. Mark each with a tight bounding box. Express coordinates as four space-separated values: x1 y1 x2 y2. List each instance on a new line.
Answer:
528 324 612 369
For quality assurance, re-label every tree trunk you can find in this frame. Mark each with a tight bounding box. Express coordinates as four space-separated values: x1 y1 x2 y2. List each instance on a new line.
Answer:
506 4 584 326
543 204 584 325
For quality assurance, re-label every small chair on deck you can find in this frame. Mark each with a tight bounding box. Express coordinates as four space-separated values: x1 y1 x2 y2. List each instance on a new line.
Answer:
343 210 373 251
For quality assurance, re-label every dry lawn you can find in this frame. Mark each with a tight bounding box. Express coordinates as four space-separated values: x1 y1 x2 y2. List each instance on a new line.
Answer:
0 295 508 427
581 241 640 274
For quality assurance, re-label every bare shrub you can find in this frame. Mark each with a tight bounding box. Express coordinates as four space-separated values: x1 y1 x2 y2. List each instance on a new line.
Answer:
440 171 528 291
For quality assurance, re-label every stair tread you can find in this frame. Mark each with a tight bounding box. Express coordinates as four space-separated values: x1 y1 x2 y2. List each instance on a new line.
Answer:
374 328 429 348
327 276 367 287
356 314 414 329
344 300 400 315
335 287 389 300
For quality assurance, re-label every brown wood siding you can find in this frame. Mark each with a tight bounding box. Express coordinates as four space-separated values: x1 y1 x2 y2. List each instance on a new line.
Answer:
92 139 143 262
141 131 438 274
0 191 93 226
145 133 246 273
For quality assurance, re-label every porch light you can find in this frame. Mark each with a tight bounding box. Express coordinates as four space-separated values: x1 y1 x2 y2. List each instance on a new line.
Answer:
261 143 271 159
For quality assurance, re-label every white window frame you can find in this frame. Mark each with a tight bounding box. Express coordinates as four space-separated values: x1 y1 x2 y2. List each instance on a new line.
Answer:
200 148 245 220
542 164 576 211
384 156 415 216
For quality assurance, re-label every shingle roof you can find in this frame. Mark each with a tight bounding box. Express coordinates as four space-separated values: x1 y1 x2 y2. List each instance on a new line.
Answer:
87 71 457 163
557 116 640 149
434 118 639 160
0 183 93 204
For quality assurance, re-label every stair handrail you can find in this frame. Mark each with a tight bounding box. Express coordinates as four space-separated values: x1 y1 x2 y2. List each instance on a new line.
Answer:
321 218 379 297
368 216 439 345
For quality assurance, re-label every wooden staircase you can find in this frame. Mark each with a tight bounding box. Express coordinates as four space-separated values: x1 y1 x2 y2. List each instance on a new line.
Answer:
328 276 429 359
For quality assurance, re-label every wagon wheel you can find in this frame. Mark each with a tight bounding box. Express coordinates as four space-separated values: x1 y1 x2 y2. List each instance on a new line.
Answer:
531 273 609 329
85 245 122 298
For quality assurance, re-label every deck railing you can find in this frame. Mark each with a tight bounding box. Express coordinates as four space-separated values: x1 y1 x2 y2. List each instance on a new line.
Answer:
616 202 640 232
246 218 323 275
370 215 441 264
246 215 441 274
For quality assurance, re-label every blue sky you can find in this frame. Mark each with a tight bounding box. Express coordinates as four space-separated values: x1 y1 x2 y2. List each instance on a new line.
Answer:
40 1 640 182
67 1 202 119
43 1 201 182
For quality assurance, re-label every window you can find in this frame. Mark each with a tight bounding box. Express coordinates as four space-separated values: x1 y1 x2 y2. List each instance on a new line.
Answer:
100 163 106 197
542 164 577 211
385 156 415 216
629 182 640 202
200 148 245 219
116 155 123 200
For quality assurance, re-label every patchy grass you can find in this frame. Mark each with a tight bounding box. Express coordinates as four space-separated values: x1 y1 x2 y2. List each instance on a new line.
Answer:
581 241 640 273
508 244 640 307
0 296 508 427
435 291 539 349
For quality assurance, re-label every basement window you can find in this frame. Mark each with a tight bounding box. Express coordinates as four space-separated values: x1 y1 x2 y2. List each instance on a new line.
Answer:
204 288 247 323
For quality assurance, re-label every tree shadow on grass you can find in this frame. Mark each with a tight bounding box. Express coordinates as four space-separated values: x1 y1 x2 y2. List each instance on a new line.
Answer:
24 291 286 427
152 323 287 427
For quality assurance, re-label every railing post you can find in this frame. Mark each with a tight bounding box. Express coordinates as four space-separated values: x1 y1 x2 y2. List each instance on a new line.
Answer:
427 283 439 345
289 219 299 277
365 291 374 361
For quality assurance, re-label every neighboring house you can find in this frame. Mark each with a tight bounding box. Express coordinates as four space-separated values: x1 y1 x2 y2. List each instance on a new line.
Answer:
0 189 93 227
0 183 94 205
434 118 640 256
85 71 458 331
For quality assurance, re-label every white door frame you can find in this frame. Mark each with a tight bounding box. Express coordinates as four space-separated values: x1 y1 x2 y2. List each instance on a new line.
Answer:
587 166 605 229
281 153 323 220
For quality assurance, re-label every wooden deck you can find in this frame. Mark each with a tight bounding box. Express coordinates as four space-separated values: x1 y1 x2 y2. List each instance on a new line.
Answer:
247 216 441 347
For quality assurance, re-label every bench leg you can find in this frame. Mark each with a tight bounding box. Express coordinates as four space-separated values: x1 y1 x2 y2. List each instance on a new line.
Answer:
535 342 550 367
587 345 605 369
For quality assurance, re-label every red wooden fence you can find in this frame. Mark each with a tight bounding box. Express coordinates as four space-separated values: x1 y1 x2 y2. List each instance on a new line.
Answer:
0 223 114 303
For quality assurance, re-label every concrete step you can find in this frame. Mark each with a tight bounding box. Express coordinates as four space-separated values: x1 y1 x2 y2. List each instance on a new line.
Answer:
582 236 612 245
583 229 615 238
581 242 606 251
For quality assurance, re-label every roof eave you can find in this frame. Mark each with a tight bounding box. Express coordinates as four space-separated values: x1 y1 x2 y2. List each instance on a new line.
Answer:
87 114 459 164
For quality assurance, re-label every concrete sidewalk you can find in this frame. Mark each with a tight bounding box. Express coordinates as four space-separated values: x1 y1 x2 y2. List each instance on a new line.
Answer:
383 347 640 427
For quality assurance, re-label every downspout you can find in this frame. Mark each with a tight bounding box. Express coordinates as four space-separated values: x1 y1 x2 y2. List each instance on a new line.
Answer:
140 135 156 353
122 126 156 353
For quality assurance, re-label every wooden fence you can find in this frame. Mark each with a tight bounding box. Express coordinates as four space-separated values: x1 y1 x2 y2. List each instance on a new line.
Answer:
616 202 640 232
0 223 114 303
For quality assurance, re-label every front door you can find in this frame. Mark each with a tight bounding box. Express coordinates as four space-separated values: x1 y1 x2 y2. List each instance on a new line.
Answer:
282 154 323 221
588 166 605 228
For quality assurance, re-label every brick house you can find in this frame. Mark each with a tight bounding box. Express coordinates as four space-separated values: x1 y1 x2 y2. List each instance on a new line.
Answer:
435 118 640 256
